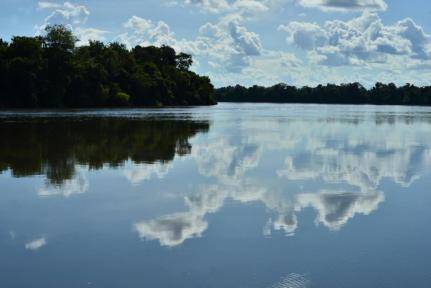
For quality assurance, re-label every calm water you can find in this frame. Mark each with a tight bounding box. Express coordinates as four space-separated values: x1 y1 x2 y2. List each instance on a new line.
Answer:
1 103 431 288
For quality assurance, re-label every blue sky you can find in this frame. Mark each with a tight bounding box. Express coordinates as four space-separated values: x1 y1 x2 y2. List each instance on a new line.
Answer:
1 0 431 87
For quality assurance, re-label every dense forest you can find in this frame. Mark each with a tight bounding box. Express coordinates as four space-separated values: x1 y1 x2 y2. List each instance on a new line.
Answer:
0 117 209 184
0 25 216 108
216 83 431 106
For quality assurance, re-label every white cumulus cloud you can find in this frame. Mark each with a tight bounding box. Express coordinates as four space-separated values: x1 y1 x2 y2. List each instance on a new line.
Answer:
279 11 431 66
36 1 108 45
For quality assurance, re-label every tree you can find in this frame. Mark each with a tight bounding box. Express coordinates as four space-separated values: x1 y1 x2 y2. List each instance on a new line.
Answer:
43 25 77 52
160 45 176 66
176 52 193 71
0 39 9 107
0 25 216 108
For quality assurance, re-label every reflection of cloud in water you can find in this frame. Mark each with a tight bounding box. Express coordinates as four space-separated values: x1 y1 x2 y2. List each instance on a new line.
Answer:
192 140 260 183
277 145 428 192
295 191 384 231
261 190 384 235
135 137 389 245
136 187 384 246
135 183 290 246
25 237 47 251
38 170 89 198
135 186 227 247
135 118 431 246
135 213 208 247
124 162 172 185
270 121 431 191
272 213 298 236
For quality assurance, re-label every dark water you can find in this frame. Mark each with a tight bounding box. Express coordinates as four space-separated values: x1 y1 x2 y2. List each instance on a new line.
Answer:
1 103 431 288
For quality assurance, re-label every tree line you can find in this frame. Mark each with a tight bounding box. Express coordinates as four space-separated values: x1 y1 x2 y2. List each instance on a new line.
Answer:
216 82 431 106
0 25 216 108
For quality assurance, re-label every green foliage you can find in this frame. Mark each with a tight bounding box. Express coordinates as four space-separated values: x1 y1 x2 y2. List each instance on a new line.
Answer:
43 25 77 52
216 82 431 106
176 52 193 71
0 25 216 108
111 92 131 107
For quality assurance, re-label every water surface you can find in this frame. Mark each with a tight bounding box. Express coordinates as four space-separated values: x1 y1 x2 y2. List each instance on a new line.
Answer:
1 103 431 288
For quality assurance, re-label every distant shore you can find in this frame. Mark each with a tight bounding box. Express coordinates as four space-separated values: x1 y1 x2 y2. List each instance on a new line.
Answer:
216 83 431 106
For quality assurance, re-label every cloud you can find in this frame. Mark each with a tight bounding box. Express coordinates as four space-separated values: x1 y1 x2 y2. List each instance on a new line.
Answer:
119 16 177 48
185 16 264 72
397 18 431 59
37 1 62 9
124 15 153 33
297 0 388 12
25 237 47 251
233 0 270 14
279 11 431 66
38 170 89 197
170 0 292 24
36 1 90 33
119 15 264 72
177 0 275 15
36 2 109 46
229 21 262 56
184 0 231 13
75 27 109 46
279 21 328 50
209 49 305 86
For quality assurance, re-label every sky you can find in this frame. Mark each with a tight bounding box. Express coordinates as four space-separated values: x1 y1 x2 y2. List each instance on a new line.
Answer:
1 0 431 87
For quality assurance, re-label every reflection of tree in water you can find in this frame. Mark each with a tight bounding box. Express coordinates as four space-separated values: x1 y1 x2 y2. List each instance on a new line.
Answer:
0 117 209 184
